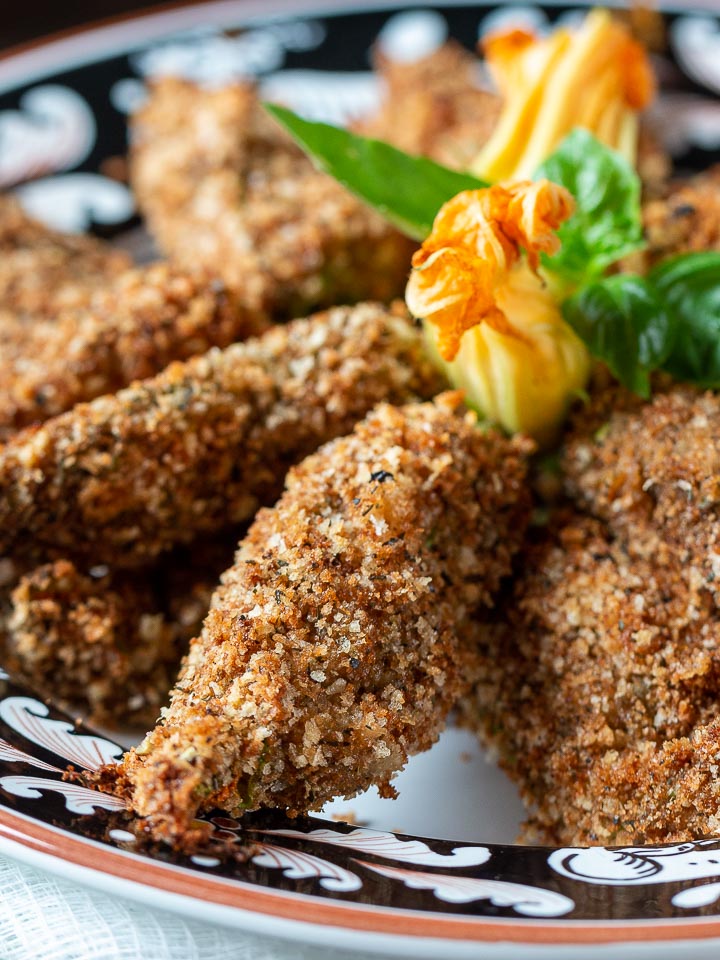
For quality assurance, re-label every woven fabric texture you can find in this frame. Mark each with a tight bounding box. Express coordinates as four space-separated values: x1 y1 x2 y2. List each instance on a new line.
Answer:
0 856 373 960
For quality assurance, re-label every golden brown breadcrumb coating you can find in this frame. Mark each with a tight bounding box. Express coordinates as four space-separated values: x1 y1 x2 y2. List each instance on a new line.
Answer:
5 536 237 726
636 124 672 197
462 385 720 845
7 561 173 726
640 165 720 266
562 384 720 567
355 42 501 169
93 395 533 843
573 718 720 843
0 195 129 319
130 79 415 314
461 508 720 845
0 303 443 568
0 262 270 440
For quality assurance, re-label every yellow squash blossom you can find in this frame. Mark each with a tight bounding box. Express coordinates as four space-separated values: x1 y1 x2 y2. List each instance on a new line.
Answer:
472 8 656 181
406 180 590 446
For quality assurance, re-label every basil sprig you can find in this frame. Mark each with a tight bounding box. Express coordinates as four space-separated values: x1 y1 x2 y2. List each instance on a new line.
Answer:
536 128 645 286
651 252 720 387
543 137 720 394
265 104 488 240
269 106 642 277
564 253 720 394
267 103 720 394
562 276 673 397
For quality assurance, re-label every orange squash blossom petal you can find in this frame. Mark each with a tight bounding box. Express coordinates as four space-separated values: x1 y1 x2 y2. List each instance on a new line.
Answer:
473 8 656 181
406 180 575 361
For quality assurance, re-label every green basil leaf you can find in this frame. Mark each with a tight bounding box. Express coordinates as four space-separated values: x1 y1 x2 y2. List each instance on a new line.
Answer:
537 129 645 286
265 103 488 240
650 252 720 387
562 275 674 397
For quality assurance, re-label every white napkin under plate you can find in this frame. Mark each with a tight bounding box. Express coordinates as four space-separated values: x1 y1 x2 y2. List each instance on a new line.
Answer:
0 856 370 960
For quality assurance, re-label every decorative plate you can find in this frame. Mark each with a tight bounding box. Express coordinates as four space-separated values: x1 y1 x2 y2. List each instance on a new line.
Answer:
2 3 720 957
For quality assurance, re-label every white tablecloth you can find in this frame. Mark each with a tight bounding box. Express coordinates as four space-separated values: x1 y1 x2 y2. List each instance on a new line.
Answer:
0 857 368 960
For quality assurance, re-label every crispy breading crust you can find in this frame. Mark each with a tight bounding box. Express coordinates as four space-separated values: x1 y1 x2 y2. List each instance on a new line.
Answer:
461 385 720 845
131 79 415 314
0 263 270 439
0 195 130 318
5 537 237 726
0 303 444 567
636 123 672 196
636 165 720 268
7 561 173 726
572 718 720 843
355 42 501 169
92 395 533 843
461 509 720 845
562 385 720 567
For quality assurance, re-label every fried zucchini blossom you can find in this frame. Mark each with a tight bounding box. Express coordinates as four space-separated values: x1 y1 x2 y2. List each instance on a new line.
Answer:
472 8 656 181
405 179 590 445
